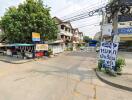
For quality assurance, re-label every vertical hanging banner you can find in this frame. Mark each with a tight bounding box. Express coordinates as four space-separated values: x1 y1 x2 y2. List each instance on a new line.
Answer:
99 42 119 69
32 32 40 41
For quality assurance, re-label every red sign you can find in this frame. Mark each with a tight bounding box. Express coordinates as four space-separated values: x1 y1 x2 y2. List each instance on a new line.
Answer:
35 52 44 57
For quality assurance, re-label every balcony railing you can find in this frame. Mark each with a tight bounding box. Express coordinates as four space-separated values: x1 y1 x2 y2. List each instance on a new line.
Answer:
60 29 72 36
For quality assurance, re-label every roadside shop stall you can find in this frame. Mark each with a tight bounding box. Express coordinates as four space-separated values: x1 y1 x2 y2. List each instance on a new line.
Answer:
5 43 34 59
0 43 6 55
35 44 48 58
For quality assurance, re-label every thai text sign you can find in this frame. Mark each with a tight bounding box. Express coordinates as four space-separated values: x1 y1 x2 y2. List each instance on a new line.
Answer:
100 42 119 68
32 32 40 41
36 44 48 51
118 28 132 34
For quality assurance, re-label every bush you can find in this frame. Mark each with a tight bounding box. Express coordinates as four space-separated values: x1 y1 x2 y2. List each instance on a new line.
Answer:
66 47 73 51
98 60 104 71
105 68 116 76
78 44 82 47
48 48 53 56
115 58 126 72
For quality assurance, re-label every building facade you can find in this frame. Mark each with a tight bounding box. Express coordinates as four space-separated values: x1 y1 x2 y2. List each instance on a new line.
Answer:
53 17 83 51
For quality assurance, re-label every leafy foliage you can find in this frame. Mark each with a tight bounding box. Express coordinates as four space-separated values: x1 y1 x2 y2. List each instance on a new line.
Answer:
115 58 126 72
83 36 92 43
98 60 104 71
0 0 58 43
48 48 53 56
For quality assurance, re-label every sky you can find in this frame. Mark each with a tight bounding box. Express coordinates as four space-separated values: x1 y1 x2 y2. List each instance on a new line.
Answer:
0 0 108 38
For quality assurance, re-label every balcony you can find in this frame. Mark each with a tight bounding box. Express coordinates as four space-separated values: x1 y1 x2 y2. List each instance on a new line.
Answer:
59 29 72 37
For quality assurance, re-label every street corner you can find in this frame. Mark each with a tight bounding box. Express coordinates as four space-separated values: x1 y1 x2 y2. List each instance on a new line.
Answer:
95 69 132 92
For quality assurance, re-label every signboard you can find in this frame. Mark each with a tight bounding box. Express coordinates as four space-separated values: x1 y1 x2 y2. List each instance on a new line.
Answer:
100 42 119 68
118 15 132 22
120 0 132 5
32 32 40 41
102 24 112 36
36 44 48 51
118 28 132 34
35 52 44 57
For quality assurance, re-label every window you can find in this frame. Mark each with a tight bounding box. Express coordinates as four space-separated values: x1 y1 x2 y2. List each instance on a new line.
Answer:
61 25 64 30
120 23 125 25
65 28 67 31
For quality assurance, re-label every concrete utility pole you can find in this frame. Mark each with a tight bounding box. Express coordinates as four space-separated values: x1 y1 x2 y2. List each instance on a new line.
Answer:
112 0 119 39
112 12 118 42
100 11 105 42
112 0 121 43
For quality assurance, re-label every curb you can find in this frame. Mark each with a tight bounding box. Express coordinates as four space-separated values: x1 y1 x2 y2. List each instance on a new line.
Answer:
0 59 33 64
95 69 132 92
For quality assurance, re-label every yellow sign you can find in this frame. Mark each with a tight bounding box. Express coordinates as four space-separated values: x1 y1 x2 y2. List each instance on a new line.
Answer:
36 44 48 51
32 32 40 38
32 32 40 41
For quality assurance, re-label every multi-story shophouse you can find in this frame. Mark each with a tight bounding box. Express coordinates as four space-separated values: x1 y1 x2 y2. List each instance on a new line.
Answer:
53 17 73 52
72 28 84 50
72 28 79 50
53 17 84 52
79 32 84 43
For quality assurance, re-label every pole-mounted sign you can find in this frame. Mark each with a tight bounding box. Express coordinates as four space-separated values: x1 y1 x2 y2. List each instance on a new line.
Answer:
32 32 40 42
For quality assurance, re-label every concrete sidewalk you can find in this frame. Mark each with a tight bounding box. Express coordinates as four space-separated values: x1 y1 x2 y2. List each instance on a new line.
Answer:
96 70 132 92
96 52 132 92
118 52 132 74
0 55 33 64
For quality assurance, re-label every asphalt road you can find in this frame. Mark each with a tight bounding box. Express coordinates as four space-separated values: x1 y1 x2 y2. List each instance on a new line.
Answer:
0 51 131 100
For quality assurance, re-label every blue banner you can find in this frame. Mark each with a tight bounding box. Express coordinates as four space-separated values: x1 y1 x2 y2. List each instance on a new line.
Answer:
118 28 132 34
32 38 40 41
118 15 132 22
120 0 132 5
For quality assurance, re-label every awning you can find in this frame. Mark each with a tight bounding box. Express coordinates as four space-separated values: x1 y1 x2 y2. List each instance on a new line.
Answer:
6 43 34 47
49 40 64 44
0 43 6 47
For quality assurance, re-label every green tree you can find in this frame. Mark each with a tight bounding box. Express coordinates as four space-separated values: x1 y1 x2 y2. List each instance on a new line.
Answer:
83 36 92 43
0 0 58 43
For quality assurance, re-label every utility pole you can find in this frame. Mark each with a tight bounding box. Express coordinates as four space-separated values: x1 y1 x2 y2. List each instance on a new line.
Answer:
112 12 118 42
109 10 118 70
100 11 105 42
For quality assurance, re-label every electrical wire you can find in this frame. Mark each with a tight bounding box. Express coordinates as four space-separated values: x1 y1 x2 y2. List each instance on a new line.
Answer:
62 5 107 21
60 0 111 23
61 1 107 19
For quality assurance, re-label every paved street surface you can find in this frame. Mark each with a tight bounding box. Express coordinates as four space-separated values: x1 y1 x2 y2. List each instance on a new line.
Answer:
0 51 131 100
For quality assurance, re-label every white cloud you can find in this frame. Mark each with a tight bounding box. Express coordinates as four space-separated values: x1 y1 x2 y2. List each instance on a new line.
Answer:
0 0 25 16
